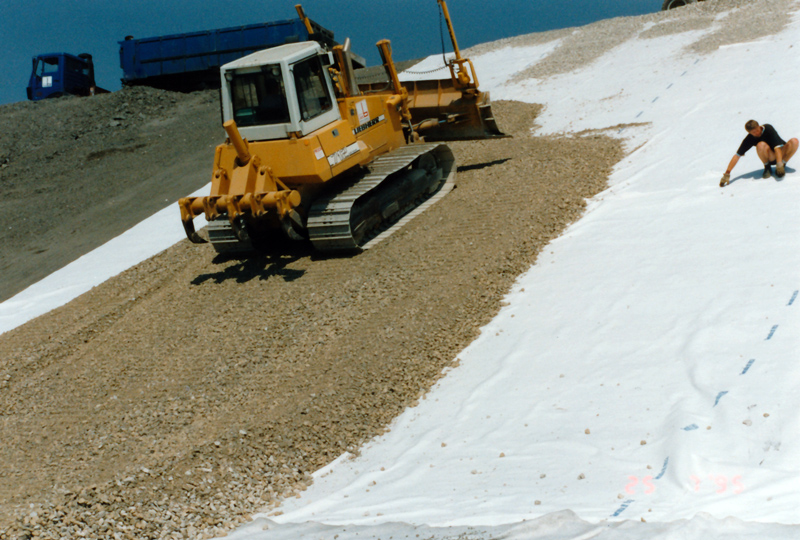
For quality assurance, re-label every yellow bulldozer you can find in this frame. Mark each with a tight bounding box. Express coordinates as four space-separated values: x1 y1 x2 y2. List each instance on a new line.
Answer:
179 1 504 253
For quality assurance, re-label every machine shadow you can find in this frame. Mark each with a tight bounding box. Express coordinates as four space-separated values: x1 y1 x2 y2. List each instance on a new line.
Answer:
191 244 312 286
457 158 511 173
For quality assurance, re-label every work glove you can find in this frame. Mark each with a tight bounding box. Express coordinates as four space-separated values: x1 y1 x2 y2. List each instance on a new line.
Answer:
719 173 730 187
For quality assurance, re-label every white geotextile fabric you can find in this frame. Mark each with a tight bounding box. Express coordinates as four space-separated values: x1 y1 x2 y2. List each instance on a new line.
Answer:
250 5 800 539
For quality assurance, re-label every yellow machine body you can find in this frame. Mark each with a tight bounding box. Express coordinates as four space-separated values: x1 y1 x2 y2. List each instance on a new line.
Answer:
179 1 504 252
179 74 408 239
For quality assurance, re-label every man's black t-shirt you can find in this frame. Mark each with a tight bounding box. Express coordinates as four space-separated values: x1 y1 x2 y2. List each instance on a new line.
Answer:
736 124 786 156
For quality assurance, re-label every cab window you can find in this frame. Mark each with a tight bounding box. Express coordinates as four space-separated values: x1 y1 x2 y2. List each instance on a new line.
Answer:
36 57 60 77
230 66 290 127
65 57 84 76
292 56 332 122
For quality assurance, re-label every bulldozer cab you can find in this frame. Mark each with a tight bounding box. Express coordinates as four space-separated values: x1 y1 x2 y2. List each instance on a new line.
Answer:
179 1 503 253
220 42 341 142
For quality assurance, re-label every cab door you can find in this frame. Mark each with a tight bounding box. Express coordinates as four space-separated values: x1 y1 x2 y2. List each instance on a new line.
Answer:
31 56 64 100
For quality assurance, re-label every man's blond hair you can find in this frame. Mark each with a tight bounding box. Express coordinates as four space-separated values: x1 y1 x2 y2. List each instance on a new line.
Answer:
745 119 759 131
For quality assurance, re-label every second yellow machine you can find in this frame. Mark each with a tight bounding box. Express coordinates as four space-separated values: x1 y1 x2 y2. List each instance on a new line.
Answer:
179 1 504 253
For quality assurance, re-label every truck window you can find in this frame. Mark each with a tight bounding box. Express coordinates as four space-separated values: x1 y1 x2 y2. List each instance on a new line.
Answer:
36 57 60 77
292 56 332 122
65 57 85 75
231 66 290 127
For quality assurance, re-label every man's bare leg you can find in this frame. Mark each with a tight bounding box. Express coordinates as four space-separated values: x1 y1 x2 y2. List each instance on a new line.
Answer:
756 141 774 163
781 138 798 163
774 139 797 178
756 142 774 177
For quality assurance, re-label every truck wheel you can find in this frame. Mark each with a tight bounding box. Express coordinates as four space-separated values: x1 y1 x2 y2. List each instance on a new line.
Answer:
662 0 696 9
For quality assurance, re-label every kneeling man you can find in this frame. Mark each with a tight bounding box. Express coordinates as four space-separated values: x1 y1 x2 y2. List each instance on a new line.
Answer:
720 120 798 186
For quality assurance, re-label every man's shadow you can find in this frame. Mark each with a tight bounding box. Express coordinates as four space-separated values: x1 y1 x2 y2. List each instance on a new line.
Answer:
730 165 796 184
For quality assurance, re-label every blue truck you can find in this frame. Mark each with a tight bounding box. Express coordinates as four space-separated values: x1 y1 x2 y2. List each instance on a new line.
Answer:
26 8 358 100
27 53 108 101
118 9 354 91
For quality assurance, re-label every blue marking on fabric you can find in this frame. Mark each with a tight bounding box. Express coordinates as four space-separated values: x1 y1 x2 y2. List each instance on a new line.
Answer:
713 391 728 407
694 59 700 64
652 96 659 103
681 71 688 76
789 290 798 306
667 83 673 89
636 111 643 118
655 457 669 480
741 359 755 375
766 325 778 340
683 424 698 431
611 500 634 517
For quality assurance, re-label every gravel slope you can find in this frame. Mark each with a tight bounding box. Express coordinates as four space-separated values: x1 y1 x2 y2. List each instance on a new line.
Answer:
0 87 222 302
0 94 622 539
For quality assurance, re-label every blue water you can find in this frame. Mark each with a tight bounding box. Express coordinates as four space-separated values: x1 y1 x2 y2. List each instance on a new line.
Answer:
0 0 662 105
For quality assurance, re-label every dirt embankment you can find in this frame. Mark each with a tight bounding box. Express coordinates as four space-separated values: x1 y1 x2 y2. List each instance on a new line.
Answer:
0 87 222 302
0 92 623 540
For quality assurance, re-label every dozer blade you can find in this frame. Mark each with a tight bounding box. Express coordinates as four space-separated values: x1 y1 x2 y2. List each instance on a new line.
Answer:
364 78 506 141
407 79 504 141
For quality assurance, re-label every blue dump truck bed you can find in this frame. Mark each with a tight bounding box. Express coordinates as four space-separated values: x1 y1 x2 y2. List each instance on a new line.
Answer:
119 17 337 91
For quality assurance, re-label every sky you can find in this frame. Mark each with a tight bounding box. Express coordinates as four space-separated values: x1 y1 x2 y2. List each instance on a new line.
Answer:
0 0 662 106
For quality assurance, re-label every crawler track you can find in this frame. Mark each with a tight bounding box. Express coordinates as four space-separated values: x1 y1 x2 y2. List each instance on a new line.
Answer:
307 143 455 252
204 143 456 254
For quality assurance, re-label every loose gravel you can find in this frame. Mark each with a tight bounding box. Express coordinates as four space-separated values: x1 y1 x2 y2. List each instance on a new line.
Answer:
467 0 796 83
0 97 621 539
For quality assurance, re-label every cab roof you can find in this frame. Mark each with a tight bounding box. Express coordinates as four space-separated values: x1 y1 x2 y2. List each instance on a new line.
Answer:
222 42 322 71
35 53 86 61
